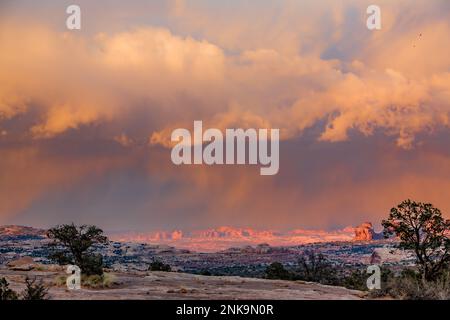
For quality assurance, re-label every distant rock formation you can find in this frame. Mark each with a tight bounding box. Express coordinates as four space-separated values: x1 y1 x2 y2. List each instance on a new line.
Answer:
7 256 36 271
370 247 415 264
221 243 292 254
353 222 383 241
192 226 276 239
111 225 356 252
0 225 46 240
369 250 382 264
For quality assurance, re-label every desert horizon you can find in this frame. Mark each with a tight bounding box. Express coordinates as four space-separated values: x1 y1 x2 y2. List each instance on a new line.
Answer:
0 219 401 300
1 222 366 252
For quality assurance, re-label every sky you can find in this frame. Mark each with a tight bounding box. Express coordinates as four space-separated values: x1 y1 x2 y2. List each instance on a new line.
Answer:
0 0 449 233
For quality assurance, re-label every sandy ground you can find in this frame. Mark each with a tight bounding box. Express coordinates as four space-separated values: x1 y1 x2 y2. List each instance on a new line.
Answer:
0 268 365 300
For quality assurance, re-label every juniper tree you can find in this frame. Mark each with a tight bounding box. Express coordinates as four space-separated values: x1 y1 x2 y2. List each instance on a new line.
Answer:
382 200 450 282
47 223 108 276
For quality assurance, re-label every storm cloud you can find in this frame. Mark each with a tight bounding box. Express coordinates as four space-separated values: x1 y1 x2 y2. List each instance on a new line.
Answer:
0 0 449 232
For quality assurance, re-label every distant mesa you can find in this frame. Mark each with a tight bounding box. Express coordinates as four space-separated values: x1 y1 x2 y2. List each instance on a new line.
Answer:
221 243 284 254
111 226 356 252
353 222 384 241
191 226 276 239
0 225 46 240
1 223 387 252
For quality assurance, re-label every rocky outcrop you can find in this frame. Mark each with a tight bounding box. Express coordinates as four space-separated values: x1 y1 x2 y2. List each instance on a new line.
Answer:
0 269 364 300
370 247 415 264
354 222 383 241
6 257 64 272
7 256 36 271
0 225 46 240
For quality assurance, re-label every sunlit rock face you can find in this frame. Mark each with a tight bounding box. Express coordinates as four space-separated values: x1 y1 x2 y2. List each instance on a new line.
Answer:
0 225 46 240
353 222 383 241
110 226 355 252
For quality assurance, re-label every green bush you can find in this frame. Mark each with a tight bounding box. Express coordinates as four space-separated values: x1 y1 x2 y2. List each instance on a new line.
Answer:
22 277 48 300
295 250 335 284
199 270 212 276
148 259 171 272
265 262 293 280
79 253 104 277
341 270 368 291
340 267 394 292
81 273 117 289
0 277 18 300
369 268 450 300
54 273 118 289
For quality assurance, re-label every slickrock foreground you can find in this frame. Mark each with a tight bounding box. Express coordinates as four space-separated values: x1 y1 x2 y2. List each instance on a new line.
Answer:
0 268 364 300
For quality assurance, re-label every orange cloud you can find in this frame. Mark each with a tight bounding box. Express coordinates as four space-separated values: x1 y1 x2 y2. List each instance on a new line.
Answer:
0 1 449 230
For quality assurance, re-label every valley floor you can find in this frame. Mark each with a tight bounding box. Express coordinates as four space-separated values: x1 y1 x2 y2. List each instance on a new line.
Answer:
0 268 364 300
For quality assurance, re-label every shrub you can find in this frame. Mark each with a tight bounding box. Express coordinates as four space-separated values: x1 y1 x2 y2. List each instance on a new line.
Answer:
79 253 104 276
54 273 118 289
295 250 335 284
342 270 369 291
0 277 18 300
81 273 117 289
54 275 67 287
199 270 212 276
265 262 293 280
342 267 394 293
148 259 171 272
370 268 450 300
420 276 450 300
22 277 48 300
